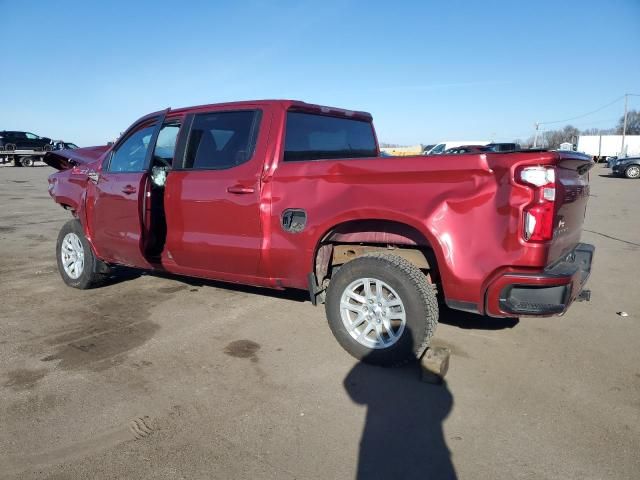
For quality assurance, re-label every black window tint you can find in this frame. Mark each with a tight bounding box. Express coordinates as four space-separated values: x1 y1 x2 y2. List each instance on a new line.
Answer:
284 112 377 162
108 125 155 172
184 111 259 170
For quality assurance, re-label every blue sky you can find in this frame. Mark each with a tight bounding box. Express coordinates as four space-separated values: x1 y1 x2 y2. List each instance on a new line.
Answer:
1 0 639 146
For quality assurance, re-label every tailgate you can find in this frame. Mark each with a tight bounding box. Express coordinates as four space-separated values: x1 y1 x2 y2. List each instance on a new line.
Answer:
547 152 594 264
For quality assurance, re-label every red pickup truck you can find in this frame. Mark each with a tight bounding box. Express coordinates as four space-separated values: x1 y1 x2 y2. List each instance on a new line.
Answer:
45 100 594 366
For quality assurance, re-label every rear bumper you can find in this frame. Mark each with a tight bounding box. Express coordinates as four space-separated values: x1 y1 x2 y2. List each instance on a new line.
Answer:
485 243 594 317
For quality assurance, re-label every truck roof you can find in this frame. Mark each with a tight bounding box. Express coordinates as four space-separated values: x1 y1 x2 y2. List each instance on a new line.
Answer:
167 99 373 121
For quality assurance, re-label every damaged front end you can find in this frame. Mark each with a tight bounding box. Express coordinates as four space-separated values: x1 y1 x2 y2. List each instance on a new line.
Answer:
46 145 110 213
43 145 110 171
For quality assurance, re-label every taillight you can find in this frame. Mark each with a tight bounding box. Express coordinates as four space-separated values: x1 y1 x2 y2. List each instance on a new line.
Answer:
518 166 556 242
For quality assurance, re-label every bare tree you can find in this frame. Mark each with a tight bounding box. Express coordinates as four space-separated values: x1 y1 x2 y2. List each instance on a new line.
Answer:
543 125 580 149
617 109 640 135
581 127 616 135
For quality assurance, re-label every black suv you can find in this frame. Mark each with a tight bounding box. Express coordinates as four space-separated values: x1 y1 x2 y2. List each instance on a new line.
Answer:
0 131 52 151
486 142 520 152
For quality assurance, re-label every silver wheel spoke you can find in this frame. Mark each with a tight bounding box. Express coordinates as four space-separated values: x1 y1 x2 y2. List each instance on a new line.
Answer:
349 312 366 331
374 280 383 302
345 290 366 304
385 299 402 308
341 301 362 313
363 279 373 299
373 323 384 343
383 318 395 338
357 322 375 342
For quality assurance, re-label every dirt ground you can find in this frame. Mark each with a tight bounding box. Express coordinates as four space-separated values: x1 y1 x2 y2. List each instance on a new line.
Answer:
1 164 639 480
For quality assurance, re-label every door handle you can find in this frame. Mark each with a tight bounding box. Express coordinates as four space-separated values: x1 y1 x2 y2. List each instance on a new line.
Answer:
122 185 137 195
227 185 255 194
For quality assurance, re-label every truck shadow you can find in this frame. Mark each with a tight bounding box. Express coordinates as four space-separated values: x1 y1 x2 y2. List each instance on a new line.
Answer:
438 305 519 330
103 267 309 303
103 269 522 322
344 330 457 479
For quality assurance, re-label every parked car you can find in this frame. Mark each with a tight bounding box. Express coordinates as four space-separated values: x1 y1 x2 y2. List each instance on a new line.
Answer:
53 141 79 150
486 142 520 152
611 156 640 179
422 144 436 154
0 131 52 151
426 140 491 154
44 100 595 366
443 145 492 154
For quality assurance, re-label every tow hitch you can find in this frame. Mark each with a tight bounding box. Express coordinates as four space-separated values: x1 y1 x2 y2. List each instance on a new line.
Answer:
576 289 591 302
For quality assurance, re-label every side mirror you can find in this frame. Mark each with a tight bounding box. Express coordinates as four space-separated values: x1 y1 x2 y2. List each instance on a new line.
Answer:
87 171 100 184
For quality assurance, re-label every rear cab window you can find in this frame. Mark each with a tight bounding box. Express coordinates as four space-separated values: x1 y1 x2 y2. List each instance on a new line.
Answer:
284 111 377 162
180 110 261 170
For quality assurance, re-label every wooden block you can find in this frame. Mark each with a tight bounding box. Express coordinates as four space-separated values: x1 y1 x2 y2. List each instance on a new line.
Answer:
420 346 450 384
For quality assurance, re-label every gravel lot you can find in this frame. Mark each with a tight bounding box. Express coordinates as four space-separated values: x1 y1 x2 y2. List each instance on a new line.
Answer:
1 164 639 479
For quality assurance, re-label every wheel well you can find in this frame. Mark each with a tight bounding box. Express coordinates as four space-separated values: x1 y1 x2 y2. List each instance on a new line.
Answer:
313 220 439 294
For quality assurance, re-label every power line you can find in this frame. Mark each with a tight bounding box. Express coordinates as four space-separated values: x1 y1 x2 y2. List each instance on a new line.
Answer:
540 96 625 125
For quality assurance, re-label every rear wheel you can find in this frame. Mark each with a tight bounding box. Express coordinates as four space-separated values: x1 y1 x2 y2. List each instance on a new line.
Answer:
325 253 438 366
20 156 35 167
56 220 110 289
625 165 640 179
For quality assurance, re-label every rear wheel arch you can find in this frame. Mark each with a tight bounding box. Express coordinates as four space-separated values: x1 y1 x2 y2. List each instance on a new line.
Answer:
311 219 445 299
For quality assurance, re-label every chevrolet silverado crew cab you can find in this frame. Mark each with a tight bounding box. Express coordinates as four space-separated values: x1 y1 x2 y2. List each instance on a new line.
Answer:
45 100 595 366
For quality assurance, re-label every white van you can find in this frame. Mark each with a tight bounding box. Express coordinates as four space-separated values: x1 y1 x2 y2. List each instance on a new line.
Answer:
426 141 491 155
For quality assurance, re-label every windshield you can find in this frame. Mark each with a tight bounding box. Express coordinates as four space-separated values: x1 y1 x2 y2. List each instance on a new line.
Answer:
429 143 446 154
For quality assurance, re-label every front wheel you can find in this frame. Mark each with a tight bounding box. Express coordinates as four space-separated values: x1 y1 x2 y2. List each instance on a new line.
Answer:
625 165 640 179
56 220 110 289
325 253 438 367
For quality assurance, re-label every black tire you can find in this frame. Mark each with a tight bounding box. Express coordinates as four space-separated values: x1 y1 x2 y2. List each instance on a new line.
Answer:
56 220 110 289
325 253 438 367
624 165 640 179
20 156 34 167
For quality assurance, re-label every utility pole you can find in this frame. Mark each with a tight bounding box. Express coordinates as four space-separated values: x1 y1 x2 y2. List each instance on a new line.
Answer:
621 93 628 157
533 122 540 148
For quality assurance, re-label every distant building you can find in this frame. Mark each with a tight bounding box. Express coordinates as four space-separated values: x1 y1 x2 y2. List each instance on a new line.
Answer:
577 135 640 161
379 145 423 156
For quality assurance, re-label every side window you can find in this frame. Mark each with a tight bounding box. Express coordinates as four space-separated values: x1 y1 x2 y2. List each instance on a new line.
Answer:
184 110 259 170
25 133 38 139
153 123 180 164
284 112 377 162
108 125 155 173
